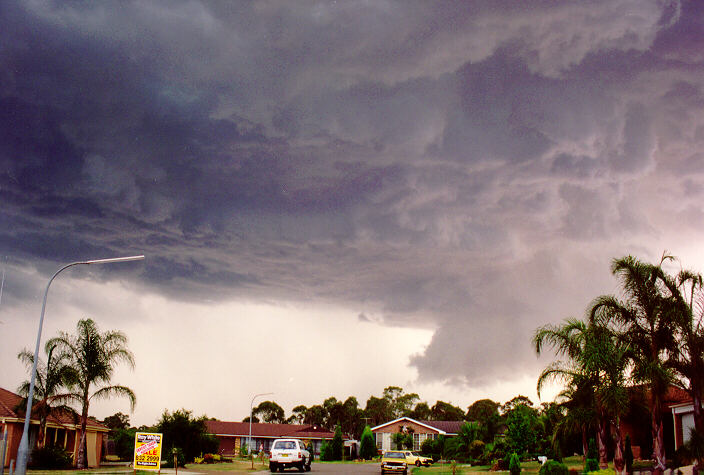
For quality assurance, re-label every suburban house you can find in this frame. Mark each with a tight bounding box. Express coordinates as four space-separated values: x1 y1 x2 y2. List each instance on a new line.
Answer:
205 420 340 456
371 417 463 452
0 387 108 468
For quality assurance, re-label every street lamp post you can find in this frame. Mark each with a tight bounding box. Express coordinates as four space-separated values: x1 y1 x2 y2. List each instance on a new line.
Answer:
248 392 274 455
15 255 145 475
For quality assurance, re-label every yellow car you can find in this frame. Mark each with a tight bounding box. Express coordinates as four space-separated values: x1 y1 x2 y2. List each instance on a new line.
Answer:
380 451 407 475
402 450 433 467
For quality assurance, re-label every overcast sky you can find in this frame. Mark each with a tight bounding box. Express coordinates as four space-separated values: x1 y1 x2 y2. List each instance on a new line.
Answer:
2 0 704 427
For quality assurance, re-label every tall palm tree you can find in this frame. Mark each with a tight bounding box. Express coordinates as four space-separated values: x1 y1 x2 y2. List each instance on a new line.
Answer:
16 341 75 449
669 269 704 469
48 319 136 469
534 319 600 463
590 255 678 474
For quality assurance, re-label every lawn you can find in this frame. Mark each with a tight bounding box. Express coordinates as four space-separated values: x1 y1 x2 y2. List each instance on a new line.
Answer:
411 456 589 474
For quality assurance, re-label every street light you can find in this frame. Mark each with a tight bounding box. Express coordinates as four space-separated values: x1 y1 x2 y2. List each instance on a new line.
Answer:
15 255 145 475
248 392 274 455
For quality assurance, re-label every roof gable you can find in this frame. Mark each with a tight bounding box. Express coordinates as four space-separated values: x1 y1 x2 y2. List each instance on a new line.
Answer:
371 417 463 435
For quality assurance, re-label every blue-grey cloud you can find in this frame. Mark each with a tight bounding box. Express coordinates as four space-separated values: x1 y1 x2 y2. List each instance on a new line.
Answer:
1 0 703 387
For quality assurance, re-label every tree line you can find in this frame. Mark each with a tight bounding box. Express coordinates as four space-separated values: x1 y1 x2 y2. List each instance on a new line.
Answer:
534 253 704 475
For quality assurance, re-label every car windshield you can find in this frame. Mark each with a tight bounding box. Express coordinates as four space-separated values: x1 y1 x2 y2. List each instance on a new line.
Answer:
273 441 297 450
411 452 420 456
385 452 405 458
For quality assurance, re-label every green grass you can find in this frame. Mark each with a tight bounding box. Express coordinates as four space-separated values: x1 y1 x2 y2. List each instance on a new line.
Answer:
410 455 590 474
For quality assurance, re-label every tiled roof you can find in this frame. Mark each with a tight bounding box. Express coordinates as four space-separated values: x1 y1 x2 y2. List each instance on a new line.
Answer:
419 420 464 434
0 387 107 430
205 420 337 439
0 386 21 418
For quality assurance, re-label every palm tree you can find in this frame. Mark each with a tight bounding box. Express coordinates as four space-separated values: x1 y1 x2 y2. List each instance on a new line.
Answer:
669 269 704 469
534 319 601 464
16 341 75 449
48 319 136 469
590 255 679 474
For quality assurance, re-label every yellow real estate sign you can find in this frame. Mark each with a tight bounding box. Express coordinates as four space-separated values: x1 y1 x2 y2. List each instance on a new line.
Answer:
133 432 163 471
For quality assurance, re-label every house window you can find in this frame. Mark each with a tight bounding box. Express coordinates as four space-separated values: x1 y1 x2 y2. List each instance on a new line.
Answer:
375 433 382 449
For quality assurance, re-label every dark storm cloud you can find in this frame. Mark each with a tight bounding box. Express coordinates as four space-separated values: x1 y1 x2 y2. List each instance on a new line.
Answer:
2 0 703 387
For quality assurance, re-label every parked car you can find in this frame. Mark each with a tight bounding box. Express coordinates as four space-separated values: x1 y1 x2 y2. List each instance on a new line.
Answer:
402 450 433 467
380 450 407 474
269 438 311 472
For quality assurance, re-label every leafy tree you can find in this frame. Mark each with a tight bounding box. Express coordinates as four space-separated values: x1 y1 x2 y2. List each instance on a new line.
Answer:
16 341 75 449
410 402 431 421
253 400 285 423
289 405 307 424
360 425 377 460
539 460 568 475
111 427 137 460
156 409 218 465
331 424 343 460
505 404 539 456
304 405 326 426
364 396 392 427
48 319 136 469
466 399 501 442
103 412 130 430
430 400 465 421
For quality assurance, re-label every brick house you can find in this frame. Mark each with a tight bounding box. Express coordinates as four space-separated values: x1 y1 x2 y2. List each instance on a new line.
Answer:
205 420 340 456
1 387 108 468
371 417 463 452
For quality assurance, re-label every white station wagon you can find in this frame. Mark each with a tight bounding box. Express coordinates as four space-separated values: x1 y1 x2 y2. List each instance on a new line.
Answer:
269 438 311 472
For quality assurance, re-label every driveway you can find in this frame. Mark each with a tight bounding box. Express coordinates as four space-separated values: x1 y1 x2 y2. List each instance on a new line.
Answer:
254 462 381 473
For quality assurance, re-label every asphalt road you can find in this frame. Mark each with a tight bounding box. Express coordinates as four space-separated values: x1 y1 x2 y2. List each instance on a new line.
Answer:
253 462 381 473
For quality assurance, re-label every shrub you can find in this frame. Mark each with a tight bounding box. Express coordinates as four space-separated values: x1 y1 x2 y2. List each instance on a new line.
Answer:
239 444 248 457
331 424 343 460
30 446 73 469
585 438 599 473
470 440 486 460
320 439 333 461
624 435 634 474
360 426 377 460
306 442 314 461
539 460 569 475
203 453 214 464
509 452 521 475
163 447 186 468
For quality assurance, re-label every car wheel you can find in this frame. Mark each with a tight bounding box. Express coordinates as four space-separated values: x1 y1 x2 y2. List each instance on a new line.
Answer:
403 470 407 475
416 460 421 467
305 460 312 471
269 462 277 473
298 460 305 472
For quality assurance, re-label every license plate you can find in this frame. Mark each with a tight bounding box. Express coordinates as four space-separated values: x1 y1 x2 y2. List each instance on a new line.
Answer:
281 454 288 457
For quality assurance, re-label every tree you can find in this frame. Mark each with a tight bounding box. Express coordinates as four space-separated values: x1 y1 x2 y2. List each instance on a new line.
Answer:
466 399 501 442
304 405 326 427
102 412 130 430
410 402 431 421
430 400 465 421
331 424 343 460
505 404 539 456
669 268 704 470
590 255 679 473
48 319 136 469
16 340 75 449
364 396 392 427
534 319 602 463
156 409 218 465
360 425 377 460
253 400 285 423
289 405 307 424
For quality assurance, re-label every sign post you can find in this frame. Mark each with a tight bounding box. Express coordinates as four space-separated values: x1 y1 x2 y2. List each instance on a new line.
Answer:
133 432 163 472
